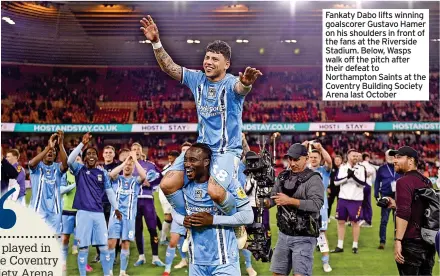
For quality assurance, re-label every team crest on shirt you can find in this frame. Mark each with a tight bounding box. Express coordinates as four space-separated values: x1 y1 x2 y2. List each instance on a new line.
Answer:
195 189 203 199
17 166 22 172
207 86 216 100
98 174 103 181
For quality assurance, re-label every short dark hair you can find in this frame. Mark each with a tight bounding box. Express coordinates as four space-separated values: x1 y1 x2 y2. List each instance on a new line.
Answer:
206 40 231 61
362 153 370 160
82 147 99 161
119 148 130 154
189 143 212 160
168 150 180 157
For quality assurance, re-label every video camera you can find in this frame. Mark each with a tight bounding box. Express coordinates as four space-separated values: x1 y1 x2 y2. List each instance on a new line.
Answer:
376 197 391 208
243 148 275 262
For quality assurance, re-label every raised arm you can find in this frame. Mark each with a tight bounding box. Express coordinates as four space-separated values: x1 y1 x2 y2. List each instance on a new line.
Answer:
57 130 68 173
110 158 128 180
234 67 263 96
131 151 147 183
314 143 332 170
241 133 250 159
29 134 57 169
140 16 182 82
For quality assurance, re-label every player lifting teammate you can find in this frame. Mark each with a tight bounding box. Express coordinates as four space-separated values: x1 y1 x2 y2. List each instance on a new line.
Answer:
140 16 262 245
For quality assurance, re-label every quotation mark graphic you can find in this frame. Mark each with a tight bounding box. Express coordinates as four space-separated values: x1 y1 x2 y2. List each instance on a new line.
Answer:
0 188 18 229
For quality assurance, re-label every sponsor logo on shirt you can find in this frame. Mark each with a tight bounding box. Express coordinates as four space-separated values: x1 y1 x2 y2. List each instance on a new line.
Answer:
186 206 218 215
236 187 246 199
198 105 225 117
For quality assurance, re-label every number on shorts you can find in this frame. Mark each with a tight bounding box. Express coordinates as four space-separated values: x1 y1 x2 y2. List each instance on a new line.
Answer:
213 165 228 182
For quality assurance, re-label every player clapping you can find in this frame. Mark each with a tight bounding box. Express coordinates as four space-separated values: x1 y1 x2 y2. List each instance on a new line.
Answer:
28 130 68 234
107 150 148 276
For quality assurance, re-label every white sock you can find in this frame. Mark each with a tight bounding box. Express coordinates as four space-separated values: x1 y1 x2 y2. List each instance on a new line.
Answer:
353 242 358 248
337 240 344 248
160 221 171 241
138 254 145 261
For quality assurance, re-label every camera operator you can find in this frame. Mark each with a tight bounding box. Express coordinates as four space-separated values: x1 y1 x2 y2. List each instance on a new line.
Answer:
239 133 259 276
332 149 367 254
264 143 324 276
388 146 436 275
375 149 401 250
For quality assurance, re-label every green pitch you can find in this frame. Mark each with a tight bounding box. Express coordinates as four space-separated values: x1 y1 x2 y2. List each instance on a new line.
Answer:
26 192 439 276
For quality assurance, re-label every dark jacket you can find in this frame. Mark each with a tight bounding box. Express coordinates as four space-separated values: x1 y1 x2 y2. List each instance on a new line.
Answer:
1 158 19 195
374 163 401 199
395 170 432 240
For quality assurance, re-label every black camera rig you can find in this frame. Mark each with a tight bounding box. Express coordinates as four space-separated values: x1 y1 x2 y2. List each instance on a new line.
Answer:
243 136 276 262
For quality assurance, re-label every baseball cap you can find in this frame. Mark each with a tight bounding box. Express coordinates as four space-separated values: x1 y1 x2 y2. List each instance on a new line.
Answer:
388 146 419 162
284 143 308 159
385 149 393 157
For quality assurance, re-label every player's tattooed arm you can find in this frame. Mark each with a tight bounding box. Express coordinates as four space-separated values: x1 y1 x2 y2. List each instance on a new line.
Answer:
140 16 182 82
153 47 182 82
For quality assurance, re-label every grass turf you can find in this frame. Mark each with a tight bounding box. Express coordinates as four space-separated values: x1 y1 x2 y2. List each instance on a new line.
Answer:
26 192 439 276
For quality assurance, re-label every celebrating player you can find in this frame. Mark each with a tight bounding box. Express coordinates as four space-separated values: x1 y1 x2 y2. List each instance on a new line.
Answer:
160 145 192 276
60 154 93 272
93 145 121 264
28 130 68 234
140 16 262 224
67 132 121 276
306 141 333 273
107 150 148 276
172 143 253 276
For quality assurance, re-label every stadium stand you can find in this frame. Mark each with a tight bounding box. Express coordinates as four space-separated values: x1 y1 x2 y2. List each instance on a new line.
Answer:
2 65 439 124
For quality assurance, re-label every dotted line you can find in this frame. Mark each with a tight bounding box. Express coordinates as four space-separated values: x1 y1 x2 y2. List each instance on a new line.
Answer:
0 236 61 239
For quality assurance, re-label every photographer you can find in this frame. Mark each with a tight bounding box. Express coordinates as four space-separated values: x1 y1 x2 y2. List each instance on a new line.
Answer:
265 143 324 276
375 150 401 250
389 146 436 275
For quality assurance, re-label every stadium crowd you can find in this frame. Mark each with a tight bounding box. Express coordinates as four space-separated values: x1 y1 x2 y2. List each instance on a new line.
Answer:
2 65 439 124
3 132 439 179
